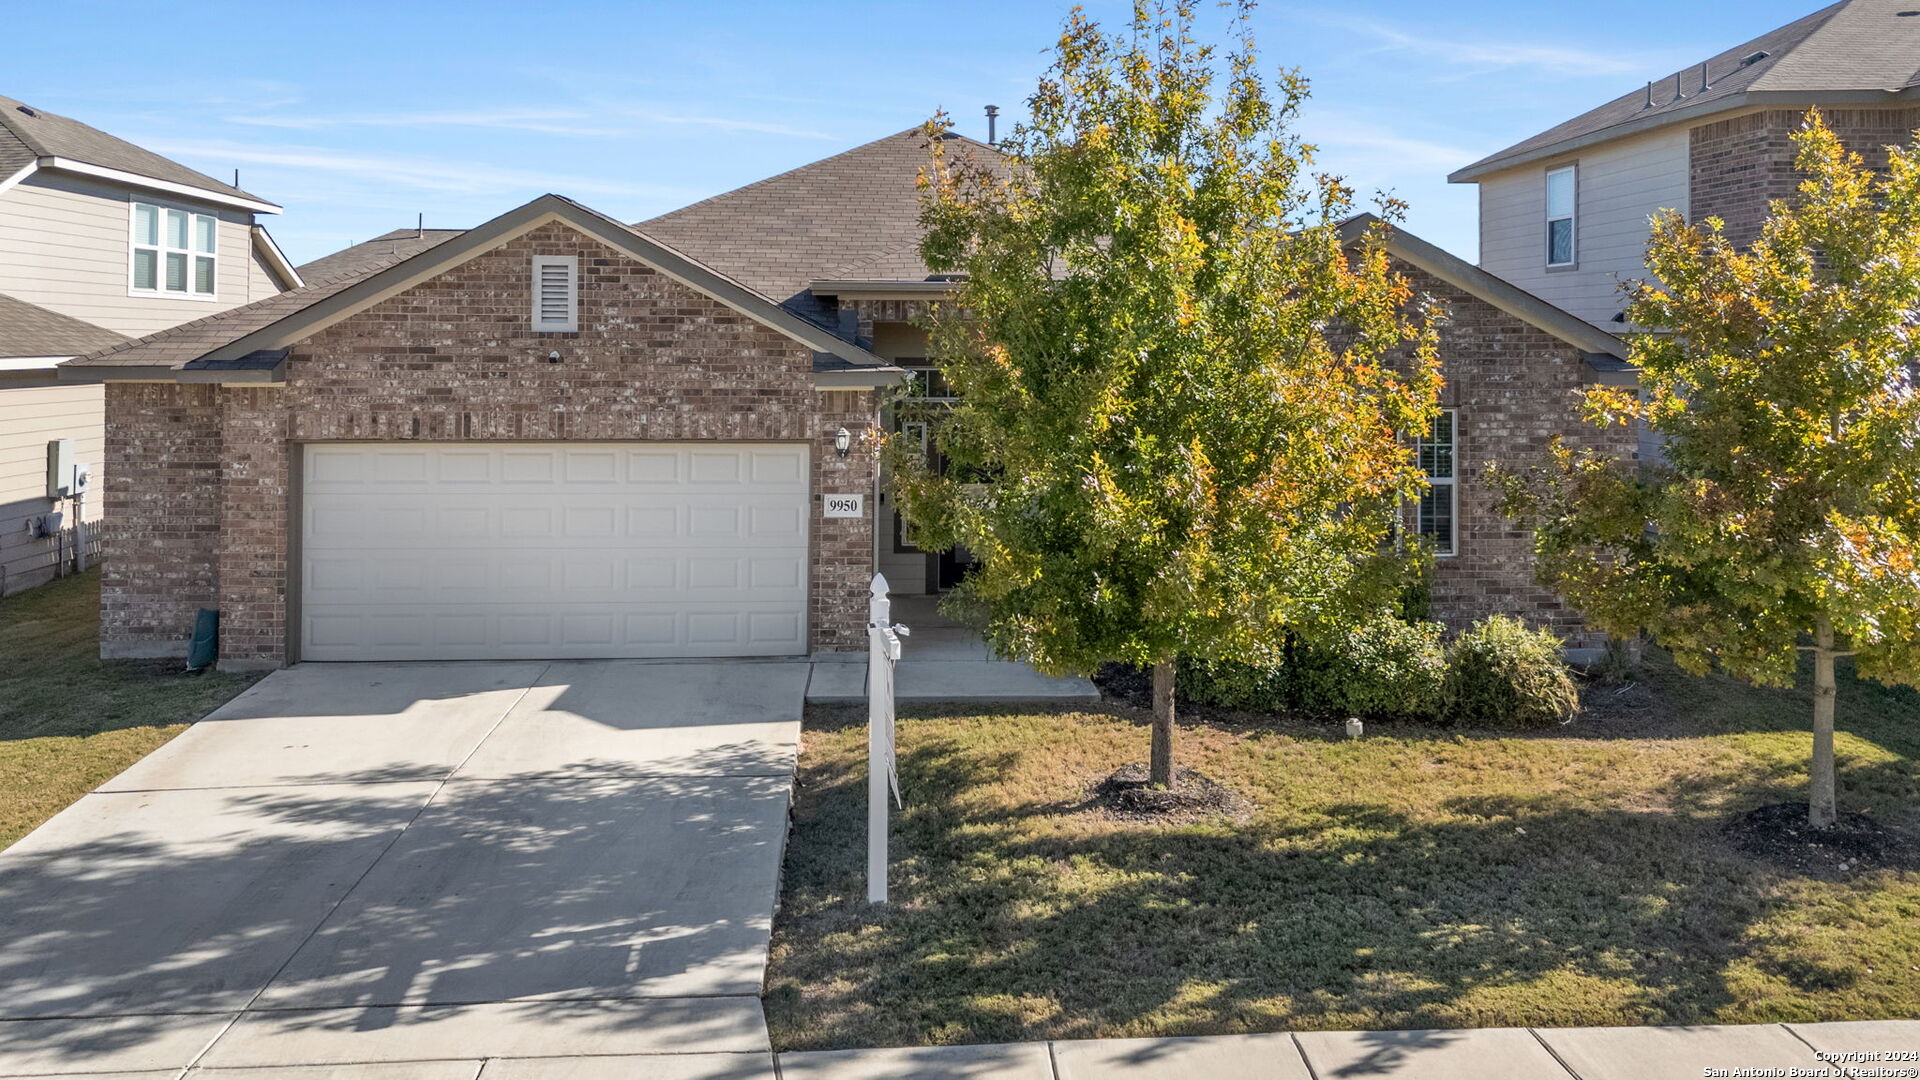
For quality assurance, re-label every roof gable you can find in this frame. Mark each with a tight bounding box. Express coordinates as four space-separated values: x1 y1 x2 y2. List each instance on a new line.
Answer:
1339 215 1629 366
63 194 891 381
1452 0 1920 182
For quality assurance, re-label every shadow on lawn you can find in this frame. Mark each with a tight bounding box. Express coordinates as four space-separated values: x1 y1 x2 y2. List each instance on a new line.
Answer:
769 725 1920 1051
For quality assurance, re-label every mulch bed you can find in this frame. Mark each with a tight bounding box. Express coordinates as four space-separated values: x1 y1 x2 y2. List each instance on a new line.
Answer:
1726 801 1917 877
1089 762 1252 823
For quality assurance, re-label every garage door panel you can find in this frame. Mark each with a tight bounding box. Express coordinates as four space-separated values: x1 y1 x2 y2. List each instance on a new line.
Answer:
301 443 811 661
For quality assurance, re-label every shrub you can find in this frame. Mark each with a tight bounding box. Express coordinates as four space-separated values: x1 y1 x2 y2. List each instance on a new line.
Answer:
1180 617 1446 721
1289 619 1446 720
1442 615 1579 728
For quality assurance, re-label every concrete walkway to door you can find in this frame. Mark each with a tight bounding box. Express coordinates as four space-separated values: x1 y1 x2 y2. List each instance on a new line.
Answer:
0 659 806 1078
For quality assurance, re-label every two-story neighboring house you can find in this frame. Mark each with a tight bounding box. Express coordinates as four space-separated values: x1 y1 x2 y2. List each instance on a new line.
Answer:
0 94 297 596
1452 0 1920 331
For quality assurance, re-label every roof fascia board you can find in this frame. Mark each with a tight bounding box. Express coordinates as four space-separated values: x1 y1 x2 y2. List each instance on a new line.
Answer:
251 226 305 290
42 157 283 213
1340 216 1631 361
0 161 35 199
191 196 887 371
808 280 956 300
1448 86 1920 183
815 366 909 389
57 362 283 385
0 355 71 371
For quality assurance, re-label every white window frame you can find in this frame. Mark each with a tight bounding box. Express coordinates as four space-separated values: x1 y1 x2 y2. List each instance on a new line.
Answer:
1417 408 1459 557
532 255 578 333
1545 165 1577 268
128 199 219 301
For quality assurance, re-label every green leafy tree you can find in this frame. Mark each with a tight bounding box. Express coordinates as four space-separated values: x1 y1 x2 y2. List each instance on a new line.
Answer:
1495 110 1920 828
890 0 1442 787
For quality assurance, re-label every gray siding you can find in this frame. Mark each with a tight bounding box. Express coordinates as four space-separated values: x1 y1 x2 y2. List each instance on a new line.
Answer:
1476 127 1689 329
0 381 104 597
0 170 263 337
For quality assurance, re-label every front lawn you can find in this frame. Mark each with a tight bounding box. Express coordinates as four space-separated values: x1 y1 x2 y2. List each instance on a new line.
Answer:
0 569 259 849
767 652 1920 1050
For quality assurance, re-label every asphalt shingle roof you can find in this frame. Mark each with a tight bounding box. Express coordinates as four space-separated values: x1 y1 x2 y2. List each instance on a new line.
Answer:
68 255 412 370
0 93 269 204
0 294 126 358
1452 0 1920 180
639 127 1007 305
296 228 467 280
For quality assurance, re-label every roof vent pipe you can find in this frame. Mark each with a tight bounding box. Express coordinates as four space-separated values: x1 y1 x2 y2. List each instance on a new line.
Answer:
1699 61 1710 93
1643 81 1654 109
1674 71 1686 101
985 104 999 144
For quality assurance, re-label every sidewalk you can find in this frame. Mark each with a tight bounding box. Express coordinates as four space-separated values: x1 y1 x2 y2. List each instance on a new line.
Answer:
777 1021 1919 1079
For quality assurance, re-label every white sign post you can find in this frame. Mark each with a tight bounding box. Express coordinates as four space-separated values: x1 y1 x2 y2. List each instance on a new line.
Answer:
867 572 907 904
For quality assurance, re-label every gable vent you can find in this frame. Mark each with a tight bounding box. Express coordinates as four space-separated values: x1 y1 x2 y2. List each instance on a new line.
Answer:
532 256 578 333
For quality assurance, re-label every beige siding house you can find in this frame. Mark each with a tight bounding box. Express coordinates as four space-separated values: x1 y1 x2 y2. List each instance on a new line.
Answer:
0 93 295 597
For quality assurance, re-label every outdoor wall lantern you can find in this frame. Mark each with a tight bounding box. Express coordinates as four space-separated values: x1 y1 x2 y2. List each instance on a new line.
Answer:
835 427 852 457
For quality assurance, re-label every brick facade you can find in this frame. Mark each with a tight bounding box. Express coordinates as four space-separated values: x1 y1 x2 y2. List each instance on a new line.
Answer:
103 221 881 666
1396 261 1636 649
1690 106 1920 248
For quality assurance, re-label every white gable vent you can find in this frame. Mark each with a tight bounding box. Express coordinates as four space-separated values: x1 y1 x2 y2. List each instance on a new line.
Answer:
532 255 578 333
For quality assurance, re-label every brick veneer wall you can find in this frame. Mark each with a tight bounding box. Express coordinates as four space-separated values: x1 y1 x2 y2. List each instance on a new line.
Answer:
1691 107 1920 248
103 221 881 665
1396 261 1635 648
100 383 221 655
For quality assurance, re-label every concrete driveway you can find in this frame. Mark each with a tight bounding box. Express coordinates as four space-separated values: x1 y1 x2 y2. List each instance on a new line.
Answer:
0 660 807 1079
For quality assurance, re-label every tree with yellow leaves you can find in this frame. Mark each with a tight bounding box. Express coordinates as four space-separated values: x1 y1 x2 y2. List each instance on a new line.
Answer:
1496 110 1920 828
890 0 1442 788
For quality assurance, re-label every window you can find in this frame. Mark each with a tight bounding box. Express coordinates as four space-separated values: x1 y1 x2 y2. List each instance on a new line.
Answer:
532 256 578 332
130 202 217 298
1417 409 1457 556
1546 166 1576 267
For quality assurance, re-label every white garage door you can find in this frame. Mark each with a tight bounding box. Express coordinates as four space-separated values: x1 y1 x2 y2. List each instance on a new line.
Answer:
299 442 810 661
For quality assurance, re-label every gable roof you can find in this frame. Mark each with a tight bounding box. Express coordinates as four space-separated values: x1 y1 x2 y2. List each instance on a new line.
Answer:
1338 214 1631 372
639 127 1006 308
0 293 126 360
62 194 895 384
0 93 280 212
1451 0 1920 182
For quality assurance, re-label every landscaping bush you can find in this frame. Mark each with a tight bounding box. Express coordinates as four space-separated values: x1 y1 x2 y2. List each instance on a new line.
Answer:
1441 615 1579 728
1180 617 1446 721
1289 619 1446 720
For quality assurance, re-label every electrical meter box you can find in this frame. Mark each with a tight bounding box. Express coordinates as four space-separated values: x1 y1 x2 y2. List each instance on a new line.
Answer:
46 439 75 499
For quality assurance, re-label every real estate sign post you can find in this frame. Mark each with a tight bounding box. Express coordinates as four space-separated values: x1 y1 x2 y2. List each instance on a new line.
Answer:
868 573 905 903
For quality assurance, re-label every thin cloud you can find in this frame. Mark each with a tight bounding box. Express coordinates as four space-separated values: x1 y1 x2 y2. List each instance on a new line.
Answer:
222 108 624 137
1302 122 1481 176
219 104 836 140
143 138 696 201
1284 9 1655 79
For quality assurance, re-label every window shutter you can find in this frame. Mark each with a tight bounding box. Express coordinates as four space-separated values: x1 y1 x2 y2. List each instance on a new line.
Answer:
532 256 578 333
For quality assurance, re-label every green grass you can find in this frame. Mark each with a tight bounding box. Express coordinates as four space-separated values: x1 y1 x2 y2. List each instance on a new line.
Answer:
0 569 259 849
767 653 1920 1050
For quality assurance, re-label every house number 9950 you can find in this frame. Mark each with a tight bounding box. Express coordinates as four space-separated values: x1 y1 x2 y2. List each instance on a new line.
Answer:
823 494 865 518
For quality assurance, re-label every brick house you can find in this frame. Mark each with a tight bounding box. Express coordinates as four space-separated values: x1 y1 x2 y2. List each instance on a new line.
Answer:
59 124 1644 669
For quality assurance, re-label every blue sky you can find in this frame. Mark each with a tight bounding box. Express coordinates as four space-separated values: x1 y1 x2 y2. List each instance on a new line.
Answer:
10 1 1821 266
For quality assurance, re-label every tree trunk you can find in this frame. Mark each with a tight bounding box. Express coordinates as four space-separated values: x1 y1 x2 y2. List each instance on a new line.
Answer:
1150 660 1176 789
1810 618 1838 829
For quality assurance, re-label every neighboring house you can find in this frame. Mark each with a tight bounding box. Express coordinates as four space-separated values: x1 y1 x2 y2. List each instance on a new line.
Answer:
0 94 297 597
1452 0 1920 330
63 128 1633 669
